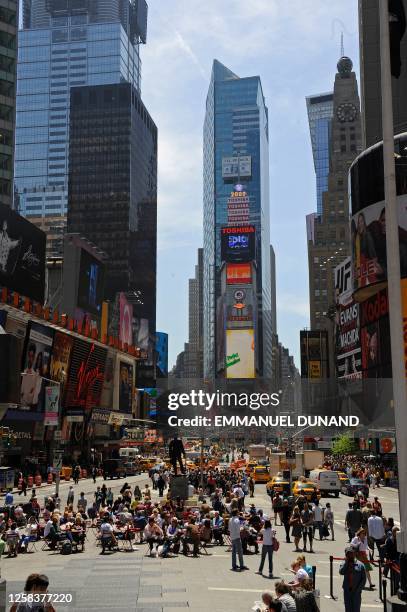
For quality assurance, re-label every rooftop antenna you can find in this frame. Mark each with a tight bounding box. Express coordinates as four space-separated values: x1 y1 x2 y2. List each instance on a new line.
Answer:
340 31 344 57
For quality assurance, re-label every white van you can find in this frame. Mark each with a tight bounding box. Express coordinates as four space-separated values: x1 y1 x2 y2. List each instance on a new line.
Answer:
308 469 341 497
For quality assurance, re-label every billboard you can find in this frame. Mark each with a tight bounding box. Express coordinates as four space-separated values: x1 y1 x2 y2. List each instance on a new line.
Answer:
134 318 149 350
351 195 407 299
114 356 134 414
222 156 252 178
359 287 391 377
49 332 74 395
226 263 252 285
336 301 362 380
226 286 255 326
44 386 60 426
227 189 250 225
119 293 133 347
379 437 396 454
64 340 107 412
0 202 46 303
335 257 353 306
99 349 115 409
77 249 105 316
225 329 255 379
221 225 255 263
300 330 329 379
155 332 168 377
21 323 54 410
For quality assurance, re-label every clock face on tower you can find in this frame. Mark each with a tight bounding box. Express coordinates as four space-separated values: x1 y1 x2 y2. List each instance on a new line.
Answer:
336 102 358 123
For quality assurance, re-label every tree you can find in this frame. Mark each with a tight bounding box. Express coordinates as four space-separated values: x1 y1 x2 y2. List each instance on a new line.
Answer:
332 434 356 456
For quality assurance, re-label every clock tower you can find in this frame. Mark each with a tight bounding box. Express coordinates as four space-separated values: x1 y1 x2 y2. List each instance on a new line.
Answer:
307 55 362 373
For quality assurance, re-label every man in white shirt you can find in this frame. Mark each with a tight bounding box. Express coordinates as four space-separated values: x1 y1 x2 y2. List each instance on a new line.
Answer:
368 511 385 559
312 500 324 540
229 509 249 572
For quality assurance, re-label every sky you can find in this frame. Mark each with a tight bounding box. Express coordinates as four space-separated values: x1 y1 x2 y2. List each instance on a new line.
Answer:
140 0 360 370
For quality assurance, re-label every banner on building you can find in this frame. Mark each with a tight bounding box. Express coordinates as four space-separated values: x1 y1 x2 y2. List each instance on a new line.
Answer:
0 203 46 303
119 293 133 347
225 329 255 379
222 156 252 178
21 323 54 410
300 330 329 379
44 385 60 426
49 332 74 395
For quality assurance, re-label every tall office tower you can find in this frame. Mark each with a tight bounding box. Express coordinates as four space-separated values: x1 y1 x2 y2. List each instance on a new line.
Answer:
359 0 407 148
0 0 18 206
307 57 362 366
270 244 277 337
306 93 334 216
67 82 157 338
14 0 147 255
203 60 272 381
173 248 204 380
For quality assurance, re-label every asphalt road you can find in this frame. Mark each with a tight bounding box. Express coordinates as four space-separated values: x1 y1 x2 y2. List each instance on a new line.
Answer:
0 474 400 611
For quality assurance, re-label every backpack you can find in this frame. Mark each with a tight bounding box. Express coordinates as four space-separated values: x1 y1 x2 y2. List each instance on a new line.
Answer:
272 537 280 552
60 539 72 555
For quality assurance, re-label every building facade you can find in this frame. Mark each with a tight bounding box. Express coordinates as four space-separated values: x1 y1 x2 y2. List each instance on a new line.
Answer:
306 92 334 216
67 82 157 341
203 60 272 380
14 0 147 255
0 0 18 206
358 0 407 148
307 57 362 373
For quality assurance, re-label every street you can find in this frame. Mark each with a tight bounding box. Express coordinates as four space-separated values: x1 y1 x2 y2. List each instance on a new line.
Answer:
0 475 400 611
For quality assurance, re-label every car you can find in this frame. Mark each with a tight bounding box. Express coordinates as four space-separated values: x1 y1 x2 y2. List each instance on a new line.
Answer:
266 476 291 497
102 459 127 479
292 480 321 501
342 478 369 497
245 461 258 475
122 461 140 476
338 471 350 486
253 466 270 483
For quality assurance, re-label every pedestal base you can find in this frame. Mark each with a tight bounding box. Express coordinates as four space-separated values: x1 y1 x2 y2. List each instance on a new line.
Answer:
169 475 189 500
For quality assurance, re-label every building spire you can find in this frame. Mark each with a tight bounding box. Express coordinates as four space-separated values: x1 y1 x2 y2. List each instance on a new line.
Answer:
340 31 344 57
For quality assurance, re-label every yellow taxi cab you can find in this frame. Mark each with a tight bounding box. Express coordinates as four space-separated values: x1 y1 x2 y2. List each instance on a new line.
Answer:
338 471 350 485
266 475 291 497
252 466 270 483
292 480 321 501
246 461 258 475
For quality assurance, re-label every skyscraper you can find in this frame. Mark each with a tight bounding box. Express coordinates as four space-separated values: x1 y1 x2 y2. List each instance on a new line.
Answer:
270 244 277 338
14 0 147 255
306 93 333 216
0 0 18 207
307 56 362 369
203 60 272 380
359 0 407 148
67 81 157 338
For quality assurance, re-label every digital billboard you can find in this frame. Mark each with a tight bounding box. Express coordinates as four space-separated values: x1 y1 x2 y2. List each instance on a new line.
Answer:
119 293 133 346
156 332 168 377
360 287 391 377
64 340 107 412
0 202 46 303
351 194 407 299
226 286 255 327
226 263 252 284
21 323 54 410
221 225 255 263
300 330 329 379
49 332 74 395
222 156 252 178
225 329 255 379
77 249 105 316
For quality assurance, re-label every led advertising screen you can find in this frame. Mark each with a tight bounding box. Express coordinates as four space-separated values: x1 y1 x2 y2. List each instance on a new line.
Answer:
0 203 46 303
226 263 252 284
21 323 54 410
49 331 74 395
222 156 252 178
225 329 255 379
351 194 407 299
221 225 255 263
119 293 133 347
77 249 105 316
156 332 168 377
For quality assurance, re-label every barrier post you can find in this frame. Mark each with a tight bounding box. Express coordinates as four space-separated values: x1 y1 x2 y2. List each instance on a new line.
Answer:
379 560 383 602
329 556 336 600
382 579 387 612
0 578 6 612
312 565 316 590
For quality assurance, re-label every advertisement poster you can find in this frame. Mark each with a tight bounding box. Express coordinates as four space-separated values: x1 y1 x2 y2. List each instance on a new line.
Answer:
21 322 54 410
222 156 252 178
225 329 255 379
360 287 391 377
49 332 74 394
351 195 407 296
134 318 149 350
0 202 46 303
64 340 107 412
77 249 105 316
118 361 134 414
119 292 133 346
44 386 60 426
99 349 115 409
155 332 168 377
226 263 252 285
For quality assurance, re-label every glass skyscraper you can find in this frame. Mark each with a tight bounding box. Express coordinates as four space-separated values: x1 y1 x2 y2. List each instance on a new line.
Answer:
203 60 272 380
14 0 147 255
306 92 333 216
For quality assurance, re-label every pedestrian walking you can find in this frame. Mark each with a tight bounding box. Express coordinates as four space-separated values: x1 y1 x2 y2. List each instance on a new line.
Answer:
324 502 335 540
67 486 74 506
256 519 277 578
19 477 27 496
301 503 314 553
92 466 98 484
157 474 165 497
249 476 255 497
229 508 249 572
289 505 303 552
351 528 375 589
339 546 366 612
281 499 292 543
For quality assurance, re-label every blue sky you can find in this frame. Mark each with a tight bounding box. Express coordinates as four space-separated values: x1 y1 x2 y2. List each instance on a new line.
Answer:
140 0 360 369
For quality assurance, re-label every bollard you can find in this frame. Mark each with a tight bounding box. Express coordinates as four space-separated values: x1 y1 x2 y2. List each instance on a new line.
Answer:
379 560 383 602
382 579 387 612
312 565 316 590
0 578 6 612
329 556 336 600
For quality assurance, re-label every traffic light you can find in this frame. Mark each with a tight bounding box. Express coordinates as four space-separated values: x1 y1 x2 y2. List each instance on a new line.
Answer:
368 438 373 447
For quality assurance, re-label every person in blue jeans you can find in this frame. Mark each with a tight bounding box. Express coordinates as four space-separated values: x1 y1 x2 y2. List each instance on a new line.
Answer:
256 520 276 578
229 509 249 572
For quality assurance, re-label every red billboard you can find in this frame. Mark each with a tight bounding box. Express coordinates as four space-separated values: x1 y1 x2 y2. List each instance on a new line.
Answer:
226 263 252 284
